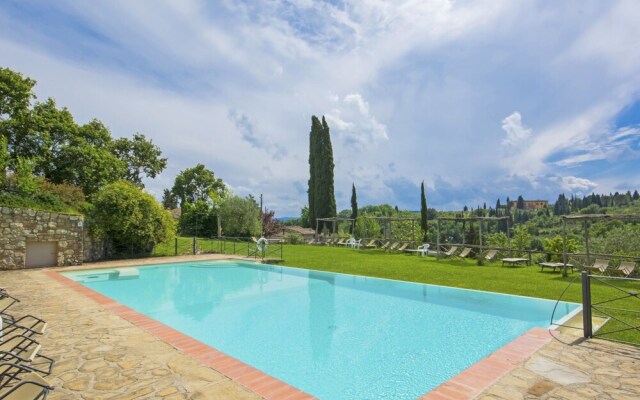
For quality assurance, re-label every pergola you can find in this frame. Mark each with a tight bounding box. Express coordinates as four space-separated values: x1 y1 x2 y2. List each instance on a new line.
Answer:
315 217 355 237
363 216 421 241
435 216 512 257
561 214 640 277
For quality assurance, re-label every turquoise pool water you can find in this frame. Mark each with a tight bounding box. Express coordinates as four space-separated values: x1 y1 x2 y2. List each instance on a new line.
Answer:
63 261 580 399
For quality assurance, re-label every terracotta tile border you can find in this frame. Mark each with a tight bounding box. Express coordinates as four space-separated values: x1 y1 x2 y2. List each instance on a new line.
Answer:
44 267 553 400
44 270 316 400
419 327 553 399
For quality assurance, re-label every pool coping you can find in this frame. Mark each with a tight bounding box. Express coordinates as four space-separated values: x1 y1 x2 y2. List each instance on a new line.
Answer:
46 260 556 400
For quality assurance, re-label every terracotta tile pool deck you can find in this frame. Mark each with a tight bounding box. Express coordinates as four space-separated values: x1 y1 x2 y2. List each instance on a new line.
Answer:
3 255 639 399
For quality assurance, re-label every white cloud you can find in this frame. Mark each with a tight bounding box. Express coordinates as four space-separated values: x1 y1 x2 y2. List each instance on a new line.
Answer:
501 112 532 147
551 176 598 194
325 93 388 150
565 0 640 77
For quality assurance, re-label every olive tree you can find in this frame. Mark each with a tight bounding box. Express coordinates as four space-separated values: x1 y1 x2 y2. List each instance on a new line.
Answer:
218 195 260 237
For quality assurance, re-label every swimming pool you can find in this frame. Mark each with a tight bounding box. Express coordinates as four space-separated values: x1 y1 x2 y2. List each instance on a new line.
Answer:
63 261 580 399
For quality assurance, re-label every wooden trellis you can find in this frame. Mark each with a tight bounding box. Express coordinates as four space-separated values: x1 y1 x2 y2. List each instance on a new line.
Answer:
561 214 640 277
435 216 512 257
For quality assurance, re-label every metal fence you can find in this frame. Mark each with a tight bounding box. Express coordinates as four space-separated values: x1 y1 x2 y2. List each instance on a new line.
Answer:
148 236 284 261
581 271 640 345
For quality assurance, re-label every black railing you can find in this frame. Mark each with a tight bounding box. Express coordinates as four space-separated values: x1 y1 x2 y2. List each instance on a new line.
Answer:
581 271 640 345
92 236 285 261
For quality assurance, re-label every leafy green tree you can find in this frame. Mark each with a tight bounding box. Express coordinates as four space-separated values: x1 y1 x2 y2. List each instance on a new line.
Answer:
178 199 217 237
360 204 395 216
161 189 178 209
517 195 525 209
590 225 640 258
511 226 532 257
219 195 260 237
0 67 35 119
51 120 125 195
299 205 310 228
420 181 428 241
0 135 8 184
111 133 167 186
543 236 579 262
355 214 381 239
390 211 422 243
90 180 175 251
486 232 508 248
1 67 170 199
172 164 225 206
13 157 39 195
7 99 124 195
350 184 358 234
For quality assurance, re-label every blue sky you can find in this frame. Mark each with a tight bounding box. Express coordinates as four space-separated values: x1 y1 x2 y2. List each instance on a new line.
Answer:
1 0 639 216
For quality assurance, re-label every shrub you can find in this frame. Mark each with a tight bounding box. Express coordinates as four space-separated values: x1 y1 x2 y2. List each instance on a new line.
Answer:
38 181 86 209
285 232 304 244
543 236 580 261
354 215 381 239
486 232 508 248
90 180 175 251
0 191 77 214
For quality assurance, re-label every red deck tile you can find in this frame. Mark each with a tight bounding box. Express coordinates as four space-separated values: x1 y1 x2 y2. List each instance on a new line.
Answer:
421 328 552 399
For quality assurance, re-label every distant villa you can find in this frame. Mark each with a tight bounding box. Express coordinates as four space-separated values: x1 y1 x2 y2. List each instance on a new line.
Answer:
509 199 549 209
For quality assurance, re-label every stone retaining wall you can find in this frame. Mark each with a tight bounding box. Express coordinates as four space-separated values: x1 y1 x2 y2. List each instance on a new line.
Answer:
0 207 84 270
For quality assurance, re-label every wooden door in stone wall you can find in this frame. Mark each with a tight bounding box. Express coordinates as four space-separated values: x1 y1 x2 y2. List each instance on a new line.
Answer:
25 241 57 268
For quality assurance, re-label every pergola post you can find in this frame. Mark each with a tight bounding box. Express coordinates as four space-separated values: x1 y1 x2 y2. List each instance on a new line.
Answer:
436 219 441 258
411 219 415 245
507 219 512 257
562 218 568 278
479 219 483 261
584 220 591 266
315 219 319 240
462 221 466 245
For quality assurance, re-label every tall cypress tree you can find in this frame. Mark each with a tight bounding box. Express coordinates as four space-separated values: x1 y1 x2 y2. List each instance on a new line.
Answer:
320 116 336 222
307 115 336 232
307 116 323 229
350 183 358 234
420 181 428 242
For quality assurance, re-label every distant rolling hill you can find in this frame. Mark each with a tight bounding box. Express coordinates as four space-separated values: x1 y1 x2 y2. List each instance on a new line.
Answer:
276 216 298 222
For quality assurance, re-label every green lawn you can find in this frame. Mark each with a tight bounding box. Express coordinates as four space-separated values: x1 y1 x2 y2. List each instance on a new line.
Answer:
154 238 640 344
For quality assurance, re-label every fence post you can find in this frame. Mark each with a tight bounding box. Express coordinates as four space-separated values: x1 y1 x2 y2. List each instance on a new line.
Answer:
174 238 178 256
192 237 196 255
581 271 592 338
